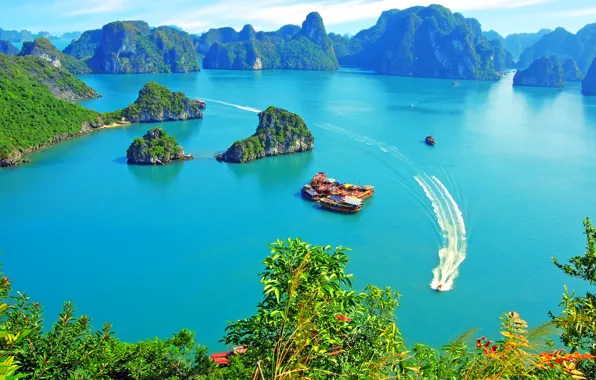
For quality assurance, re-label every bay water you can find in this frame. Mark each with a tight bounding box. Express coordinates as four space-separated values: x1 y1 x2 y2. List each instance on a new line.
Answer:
1 69 595 350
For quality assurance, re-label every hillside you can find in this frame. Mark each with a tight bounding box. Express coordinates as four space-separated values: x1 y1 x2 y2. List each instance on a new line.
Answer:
18 37 91 74
202 12 339 70
0 55 103 166
332 5 500 80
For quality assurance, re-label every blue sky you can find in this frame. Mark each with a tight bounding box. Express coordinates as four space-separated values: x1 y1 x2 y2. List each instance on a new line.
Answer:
1 0 595 37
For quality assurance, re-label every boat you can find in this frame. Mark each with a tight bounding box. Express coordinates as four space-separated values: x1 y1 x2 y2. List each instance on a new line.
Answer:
436 284 443 292
331 184 375 200
452 81 459 87
319 195 363 214
311 172 327 185
301 184 321 201
425 136 435 146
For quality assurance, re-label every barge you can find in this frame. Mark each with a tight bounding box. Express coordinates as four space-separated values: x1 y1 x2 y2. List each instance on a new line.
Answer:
319 196 363 214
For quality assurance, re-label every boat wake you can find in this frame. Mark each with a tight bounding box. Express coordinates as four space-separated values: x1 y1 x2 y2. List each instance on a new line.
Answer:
414 175 467 291
202 98 261 113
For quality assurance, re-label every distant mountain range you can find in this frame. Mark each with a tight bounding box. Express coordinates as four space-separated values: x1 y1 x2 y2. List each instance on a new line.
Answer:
0 28 81 43
2 4 595 87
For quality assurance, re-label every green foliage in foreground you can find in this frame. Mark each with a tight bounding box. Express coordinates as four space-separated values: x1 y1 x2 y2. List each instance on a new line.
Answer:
0 55 102 165
1 223 596 379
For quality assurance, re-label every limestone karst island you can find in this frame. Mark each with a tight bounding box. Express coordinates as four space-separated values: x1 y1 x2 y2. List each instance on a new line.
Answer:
1 1 596 379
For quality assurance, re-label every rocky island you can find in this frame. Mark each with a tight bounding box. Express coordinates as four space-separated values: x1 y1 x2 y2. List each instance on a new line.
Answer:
583 58 596 96
513 56 564 88
216 106 314 163
127 127 192 165
104 82 205 123
65 21 200 74
330 5 501 80
18 37 91 74
0 40 19 55
202 12 339 71
563 58 584 81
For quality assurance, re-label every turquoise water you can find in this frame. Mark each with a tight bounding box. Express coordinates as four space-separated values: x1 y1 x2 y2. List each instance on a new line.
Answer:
1 69 595 351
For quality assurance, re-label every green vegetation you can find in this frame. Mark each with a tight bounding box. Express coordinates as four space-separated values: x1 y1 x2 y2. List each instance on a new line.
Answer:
104 81 204 123
62 29 102 60
217 106 314 163
513 56 565 88
84 21 200 74
0 55 102 166
3 219 596 378
19 37 91 74
203 13 338 71
126 127 184 165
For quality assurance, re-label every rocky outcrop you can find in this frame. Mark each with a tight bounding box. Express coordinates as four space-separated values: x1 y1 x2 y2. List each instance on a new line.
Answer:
85 21 200 74
563 59 584 81
203 13 338 71
503 29 552 60
518 25 596 72
63 29 102 59
126 127 192 165
332 5 499 80
513 56 564 88
216 106 314 163
106 82 204 123
0 40 18 55
490 39 515 73
583 58 596 95
18 37 90 74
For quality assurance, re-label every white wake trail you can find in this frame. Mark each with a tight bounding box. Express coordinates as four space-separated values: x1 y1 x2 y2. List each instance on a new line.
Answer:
203 98 261 113
414 175 467 291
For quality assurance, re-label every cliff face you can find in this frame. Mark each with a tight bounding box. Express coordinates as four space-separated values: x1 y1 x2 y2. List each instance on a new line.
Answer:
0 40 18 55
518 24 596 72
216 106 314 163
108 82 204 123
583 58 596 95
490 39 515 73
127 127 191 165
563 59 584 81
203 13 338 71
18 37 91 74
504 29 552 60
333 5 499 80
513 56 564 88
78 21 200 74
63 29 102 59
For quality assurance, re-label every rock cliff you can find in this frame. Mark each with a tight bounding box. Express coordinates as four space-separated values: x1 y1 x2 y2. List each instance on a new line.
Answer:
18 37 90 74
127 127 192 165
513 56 564 88
0 40 19 55
202 13 338 71
582 58 596 95
563 59 584 81
66 21 200 74
332 5 500 80
106 82 204 123
216 106 314 163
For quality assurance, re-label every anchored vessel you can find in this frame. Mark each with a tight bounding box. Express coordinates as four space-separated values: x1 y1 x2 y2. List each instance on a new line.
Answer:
425 136 435 146
319 195 363 214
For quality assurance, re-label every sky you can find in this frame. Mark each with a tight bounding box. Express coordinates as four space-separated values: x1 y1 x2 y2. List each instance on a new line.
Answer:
0 0 595 37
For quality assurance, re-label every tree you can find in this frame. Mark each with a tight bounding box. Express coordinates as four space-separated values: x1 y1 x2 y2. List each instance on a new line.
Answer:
551 217 596 377
223 238 406 379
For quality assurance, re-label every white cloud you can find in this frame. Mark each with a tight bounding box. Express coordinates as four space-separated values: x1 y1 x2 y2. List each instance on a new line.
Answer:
160 0 553 33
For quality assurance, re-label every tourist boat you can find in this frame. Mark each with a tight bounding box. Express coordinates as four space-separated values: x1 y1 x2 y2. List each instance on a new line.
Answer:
331 184 375 200
301 184 321 201
319 195 363 214
311 172 327 185
425 136 435 146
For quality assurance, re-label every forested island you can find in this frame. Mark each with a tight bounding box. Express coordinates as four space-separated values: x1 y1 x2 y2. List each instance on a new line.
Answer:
216 106 314 163
0 56 203 166
127 127 192 165
513 56 565 88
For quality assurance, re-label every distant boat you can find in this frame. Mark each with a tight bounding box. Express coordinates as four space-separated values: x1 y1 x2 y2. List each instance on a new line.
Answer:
452 81 459 87
425 136 435 146
409 104 414 108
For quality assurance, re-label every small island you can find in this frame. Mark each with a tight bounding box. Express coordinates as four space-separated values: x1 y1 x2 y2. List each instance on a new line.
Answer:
105 82 205 123
127 127 192 165
582 58 596 96
513 56 564 88
215 106 314 163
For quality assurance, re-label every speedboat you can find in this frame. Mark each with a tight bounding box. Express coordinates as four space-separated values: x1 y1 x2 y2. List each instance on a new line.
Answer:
436 284 443 291
425 136 435 146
